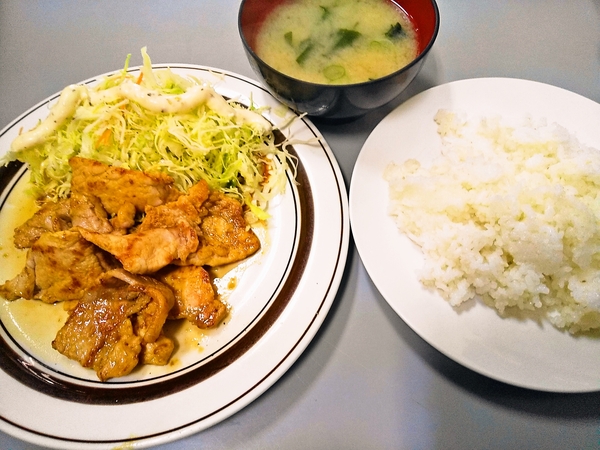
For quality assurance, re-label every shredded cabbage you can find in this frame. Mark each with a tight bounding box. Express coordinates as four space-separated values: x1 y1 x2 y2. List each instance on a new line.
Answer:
1 48 295 219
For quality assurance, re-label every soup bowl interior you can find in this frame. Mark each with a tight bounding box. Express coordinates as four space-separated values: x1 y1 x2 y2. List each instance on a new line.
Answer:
239 0 440 122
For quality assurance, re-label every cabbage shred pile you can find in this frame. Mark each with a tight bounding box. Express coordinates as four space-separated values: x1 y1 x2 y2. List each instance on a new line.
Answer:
1 49 293 219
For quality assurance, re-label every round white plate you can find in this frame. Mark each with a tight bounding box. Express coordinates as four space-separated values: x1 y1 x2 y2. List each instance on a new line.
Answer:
0 65 349 448
350 77 600 393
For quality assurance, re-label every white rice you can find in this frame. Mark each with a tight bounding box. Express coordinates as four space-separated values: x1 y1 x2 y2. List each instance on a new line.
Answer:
384 109 600 333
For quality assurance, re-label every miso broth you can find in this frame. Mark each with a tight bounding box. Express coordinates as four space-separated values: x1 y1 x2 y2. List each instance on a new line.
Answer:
255 0 418 85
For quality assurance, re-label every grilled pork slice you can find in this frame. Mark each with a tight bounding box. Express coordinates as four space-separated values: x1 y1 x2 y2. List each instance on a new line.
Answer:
52 269 175 381
78 224 198 275
77 180 260 274
106 269 174 344
140 334 175 366
180 190 261 267
157 265 228 329
69 192 113 234
0 253 35 300
69 156 181 215
13 198 71 249
76 181 209 274
137 179 210 231
0 230 112 303
12 189 114 250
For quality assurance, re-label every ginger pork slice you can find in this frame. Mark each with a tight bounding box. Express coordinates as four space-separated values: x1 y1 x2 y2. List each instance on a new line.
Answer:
69 192 113 234
181 190 261 267
75 181 210 274
0 229 112 303
12 198 71 249
52 268 175 381
157 265 228 329
69 156 181 215
78 225 198 275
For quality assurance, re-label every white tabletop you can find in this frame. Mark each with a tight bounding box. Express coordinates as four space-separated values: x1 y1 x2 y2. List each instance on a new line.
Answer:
1 1 599 449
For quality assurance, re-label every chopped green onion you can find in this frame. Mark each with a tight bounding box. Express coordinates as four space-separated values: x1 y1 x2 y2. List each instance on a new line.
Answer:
296 39 314 65
323 65 345 81
369 40 394 52
284 31 293 46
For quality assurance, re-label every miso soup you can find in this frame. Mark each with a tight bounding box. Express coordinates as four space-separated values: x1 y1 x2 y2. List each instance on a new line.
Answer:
255 0 419 85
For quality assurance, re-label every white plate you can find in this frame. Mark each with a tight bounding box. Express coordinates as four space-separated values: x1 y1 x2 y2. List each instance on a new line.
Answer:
0 65 349 447
350 77 600 393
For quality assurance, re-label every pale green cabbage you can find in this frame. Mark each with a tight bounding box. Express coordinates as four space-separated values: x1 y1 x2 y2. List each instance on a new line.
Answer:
1 48 294 219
